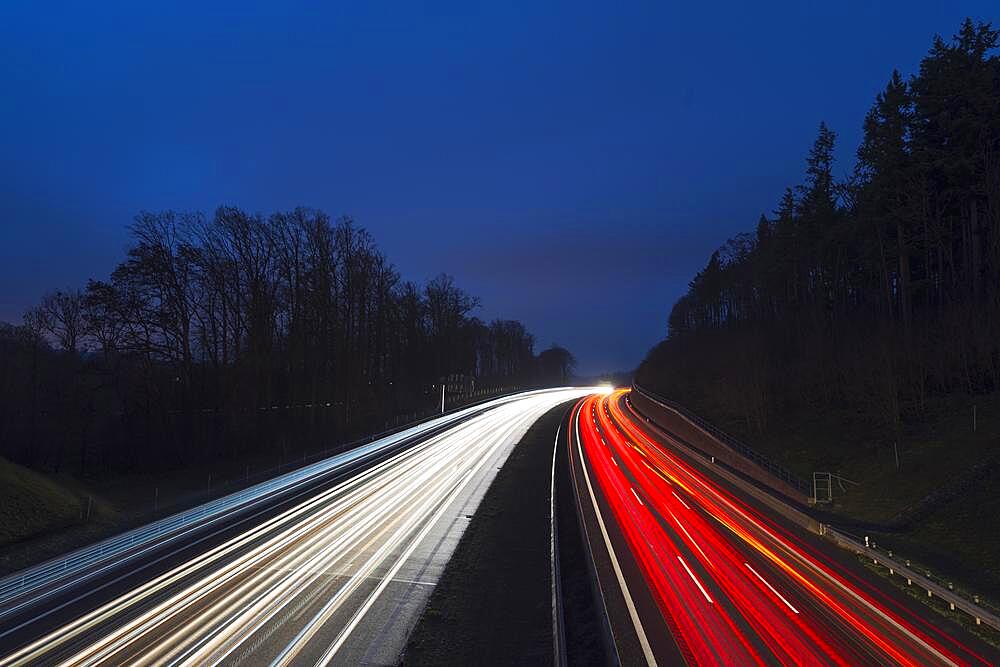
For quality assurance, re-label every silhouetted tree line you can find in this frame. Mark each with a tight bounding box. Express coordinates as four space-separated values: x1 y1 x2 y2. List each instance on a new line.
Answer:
638 20 1000 440
1 207 573 474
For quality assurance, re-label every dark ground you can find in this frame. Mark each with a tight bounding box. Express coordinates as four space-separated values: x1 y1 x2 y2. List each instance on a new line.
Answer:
648 388 1000 604
402 402 576 666
554 409 618 666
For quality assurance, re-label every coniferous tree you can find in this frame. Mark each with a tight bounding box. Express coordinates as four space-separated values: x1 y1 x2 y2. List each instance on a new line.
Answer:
638 19 1000 436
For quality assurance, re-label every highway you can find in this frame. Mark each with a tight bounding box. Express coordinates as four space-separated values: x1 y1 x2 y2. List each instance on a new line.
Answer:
568 390 996 666
0 388 591 667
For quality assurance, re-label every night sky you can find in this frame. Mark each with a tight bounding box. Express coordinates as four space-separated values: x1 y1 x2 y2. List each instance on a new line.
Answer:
2 2 994 374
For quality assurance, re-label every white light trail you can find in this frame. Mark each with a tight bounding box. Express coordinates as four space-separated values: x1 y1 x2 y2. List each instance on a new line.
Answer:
745 562 799 614
0 388 595 667
677 555 713 604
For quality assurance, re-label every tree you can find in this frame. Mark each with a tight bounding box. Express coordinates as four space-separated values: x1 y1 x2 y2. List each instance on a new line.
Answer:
639 18 1000 443
856 70 914 329
5 204 559 476
35 289 86 353
537 345 576 385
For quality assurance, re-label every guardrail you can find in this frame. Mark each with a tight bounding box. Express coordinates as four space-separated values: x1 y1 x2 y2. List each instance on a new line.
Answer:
0 427 425 615
628 386 1000 633
632 383 812 498
821 525 1000 632
0 388 549 616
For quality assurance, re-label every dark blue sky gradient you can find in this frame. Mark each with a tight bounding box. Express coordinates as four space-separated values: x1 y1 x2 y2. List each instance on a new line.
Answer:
1 2 995 374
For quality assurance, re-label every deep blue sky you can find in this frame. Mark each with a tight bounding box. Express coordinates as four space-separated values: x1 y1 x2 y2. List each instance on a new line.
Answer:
1 2 995 374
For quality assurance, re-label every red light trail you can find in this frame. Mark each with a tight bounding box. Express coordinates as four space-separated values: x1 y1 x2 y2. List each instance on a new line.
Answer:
568 390 993 666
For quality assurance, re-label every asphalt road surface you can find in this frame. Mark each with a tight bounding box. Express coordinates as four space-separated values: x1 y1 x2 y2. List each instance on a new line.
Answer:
567 389 997 666
0 388 592 667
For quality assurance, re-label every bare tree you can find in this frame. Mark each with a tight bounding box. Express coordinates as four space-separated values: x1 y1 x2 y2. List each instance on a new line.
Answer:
36 289 86 353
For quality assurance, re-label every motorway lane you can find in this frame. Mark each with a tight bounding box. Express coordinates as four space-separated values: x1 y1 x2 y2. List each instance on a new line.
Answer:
0 388 592 667
569 390 996 666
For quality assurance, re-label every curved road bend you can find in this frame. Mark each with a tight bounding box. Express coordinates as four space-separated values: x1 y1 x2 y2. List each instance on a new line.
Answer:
0 387 593 667
568 390 997 666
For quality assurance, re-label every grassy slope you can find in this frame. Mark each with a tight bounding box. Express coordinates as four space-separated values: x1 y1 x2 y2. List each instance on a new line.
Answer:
694 392 1000 599
0 400 503 577
0 457 85 545
0 459 130 575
